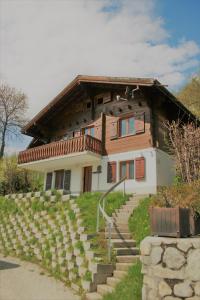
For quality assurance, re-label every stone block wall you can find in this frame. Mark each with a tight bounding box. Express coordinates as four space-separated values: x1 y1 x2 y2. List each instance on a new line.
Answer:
0 191 113 294
140 236 200 300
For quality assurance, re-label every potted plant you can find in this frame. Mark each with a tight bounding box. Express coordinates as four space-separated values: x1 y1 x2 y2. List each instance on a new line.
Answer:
149 181 200 237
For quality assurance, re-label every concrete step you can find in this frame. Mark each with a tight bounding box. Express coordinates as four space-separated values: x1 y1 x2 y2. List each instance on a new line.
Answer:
116 255 140 263
92 272 113 285
85 292 102 300
111 223 129 229
105 226 130 233
106 277 121 287
113 216 128 225
111 239 136 248
123 200 140 204
115 247 139 256
113 270 127 279
97 284 114 296
105 232 132 239
116 262 133 271
121 203 138 208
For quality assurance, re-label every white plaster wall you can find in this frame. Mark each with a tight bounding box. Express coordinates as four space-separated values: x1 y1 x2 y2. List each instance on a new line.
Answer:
98 148 157 195
156 149 175 187
43 148 175 195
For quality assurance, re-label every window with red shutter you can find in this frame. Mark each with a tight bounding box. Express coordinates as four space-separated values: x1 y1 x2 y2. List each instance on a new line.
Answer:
135 157 145 180
119 160 134 179
107 162 116 183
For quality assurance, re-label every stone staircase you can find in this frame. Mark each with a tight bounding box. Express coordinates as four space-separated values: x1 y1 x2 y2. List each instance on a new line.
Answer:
85 195 145 300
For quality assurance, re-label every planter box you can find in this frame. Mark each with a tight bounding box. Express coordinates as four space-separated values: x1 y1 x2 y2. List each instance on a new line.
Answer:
190 212 200 236
149 207 190 237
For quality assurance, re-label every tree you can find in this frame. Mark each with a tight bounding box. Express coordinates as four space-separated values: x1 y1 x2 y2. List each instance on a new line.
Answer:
177 74 200 118
0 83 28 158
0 156 44 195
165 121 200 183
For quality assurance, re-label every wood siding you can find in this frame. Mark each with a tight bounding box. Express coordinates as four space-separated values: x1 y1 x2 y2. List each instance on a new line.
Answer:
104 106 152 155
24 87 154 159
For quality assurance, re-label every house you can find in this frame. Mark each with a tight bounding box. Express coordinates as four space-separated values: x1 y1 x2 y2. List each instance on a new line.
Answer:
18 75 195 194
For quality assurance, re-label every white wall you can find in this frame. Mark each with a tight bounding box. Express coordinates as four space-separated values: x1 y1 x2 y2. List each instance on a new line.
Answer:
98 148 157 195
44 148 175 195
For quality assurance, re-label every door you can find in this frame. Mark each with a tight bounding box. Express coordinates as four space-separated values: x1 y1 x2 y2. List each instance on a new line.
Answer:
83 166 92 192
55 170 64 189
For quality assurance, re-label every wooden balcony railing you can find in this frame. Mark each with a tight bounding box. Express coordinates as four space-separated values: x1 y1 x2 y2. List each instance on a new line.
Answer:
18 135 102 164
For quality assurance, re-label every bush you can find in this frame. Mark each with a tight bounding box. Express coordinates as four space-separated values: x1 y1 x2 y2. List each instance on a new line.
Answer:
152 180 200 214
0 156 44 195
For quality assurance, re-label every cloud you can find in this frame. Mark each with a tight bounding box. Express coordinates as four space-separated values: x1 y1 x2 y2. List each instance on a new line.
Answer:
0 0 199 120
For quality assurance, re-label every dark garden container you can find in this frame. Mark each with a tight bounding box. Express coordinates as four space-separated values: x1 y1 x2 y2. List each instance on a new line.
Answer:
190 211 200 236
149 207 191 238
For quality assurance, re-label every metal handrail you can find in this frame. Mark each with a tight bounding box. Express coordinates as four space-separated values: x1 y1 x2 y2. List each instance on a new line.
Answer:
96 177 126 262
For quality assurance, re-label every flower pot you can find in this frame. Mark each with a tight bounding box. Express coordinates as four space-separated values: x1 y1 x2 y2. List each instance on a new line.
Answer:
149 206 191 237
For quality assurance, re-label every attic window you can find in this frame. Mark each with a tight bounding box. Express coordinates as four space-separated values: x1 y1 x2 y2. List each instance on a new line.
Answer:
97 97 103 105
86 102 91 109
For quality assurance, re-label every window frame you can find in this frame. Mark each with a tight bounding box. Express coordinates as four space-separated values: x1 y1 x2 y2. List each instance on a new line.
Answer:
84 126 95 137
119 160 135 180
119 115 136 137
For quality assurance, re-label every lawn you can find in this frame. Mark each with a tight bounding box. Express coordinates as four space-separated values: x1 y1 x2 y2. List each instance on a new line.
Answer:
76 191 129 234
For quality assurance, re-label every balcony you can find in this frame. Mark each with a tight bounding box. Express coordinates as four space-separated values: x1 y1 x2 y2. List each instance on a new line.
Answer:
18 135 102 171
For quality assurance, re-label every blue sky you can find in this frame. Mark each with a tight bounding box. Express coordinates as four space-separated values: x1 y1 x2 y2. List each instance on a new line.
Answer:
158 0 200 46
1 0 199 154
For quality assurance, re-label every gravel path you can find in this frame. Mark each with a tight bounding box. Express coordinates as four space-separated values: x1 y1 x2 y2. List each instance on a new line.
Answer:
0 255 81 300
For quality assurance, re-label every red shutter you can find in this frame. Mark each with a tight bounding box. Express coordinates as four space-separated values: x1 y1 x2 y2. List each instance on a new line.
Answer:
110 121 118 140
95 125 102 140
107 162 116 183
135 157 145 180
135 113 145 134
45 172 52 190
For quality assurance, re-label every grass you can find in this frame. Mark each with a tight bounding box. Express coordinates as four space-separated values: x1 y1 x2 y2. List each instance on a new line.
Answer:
102 197 152 300
76 191 129 234
129 197 152 246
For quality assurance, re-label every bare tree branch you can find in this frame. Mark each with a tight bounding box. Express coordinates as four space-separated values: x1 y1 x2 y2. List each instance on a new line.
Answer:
0 83 28 158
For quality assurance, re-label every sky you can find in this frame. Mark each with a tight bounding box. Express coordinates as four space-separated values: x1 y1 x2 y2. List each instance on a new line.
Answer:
0 0 200 154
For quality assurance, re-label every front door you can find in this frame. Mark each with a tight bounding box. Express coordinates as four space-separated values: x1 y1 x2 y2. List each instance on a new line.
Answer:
83 166 92 192
55 169 64 190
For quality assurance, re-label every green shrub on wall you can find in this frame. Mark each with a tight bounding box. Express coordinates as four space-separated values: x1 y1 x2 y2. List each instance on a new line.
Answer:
0 156 44 195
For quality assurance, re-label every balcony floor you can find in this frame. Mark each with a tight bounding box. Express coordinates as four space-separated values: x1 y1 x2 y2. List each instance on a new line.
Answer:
18 150 101 172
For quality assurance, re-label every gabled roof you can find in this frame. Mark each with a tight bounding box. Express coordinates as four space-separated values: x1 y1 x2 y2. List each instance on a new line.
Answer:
22 75 197 136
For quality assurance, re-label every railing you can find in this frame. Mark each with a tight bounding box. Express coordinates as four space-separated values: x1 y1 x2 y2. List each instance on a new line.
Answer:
18 135 102 164
96 177 126 262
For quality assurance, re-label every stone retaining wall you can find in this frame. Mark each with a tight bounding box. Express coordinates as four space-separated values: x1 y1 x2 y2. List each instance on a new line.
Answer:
140 236 200 300
0 191 114 293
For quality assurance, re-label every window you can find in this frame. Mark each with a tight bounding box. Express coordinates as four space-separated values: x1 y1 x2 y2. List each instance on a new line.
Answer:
86 101 91 109
73 130 81 138
119 116 135 137
120 160 134 179
97 97 103 105
107 162 116 183
84 126 95 137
